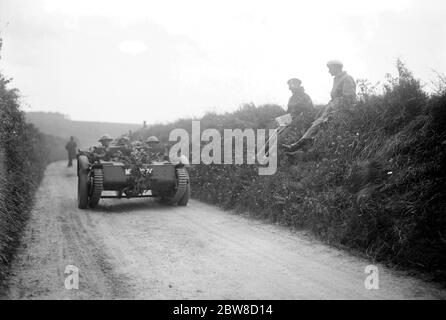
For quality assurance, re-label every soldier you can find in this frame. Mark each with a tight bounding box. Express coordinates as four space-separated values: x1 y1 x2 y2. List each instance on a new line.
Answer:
107 136 132 162
91 134 114 160
65 136 77 167
286 78 314 120
131 140 144 149
99 134 113 148
146 136 160 145
283 60 356 152
116 135 131 146
280 78 315 143
145 136 168 161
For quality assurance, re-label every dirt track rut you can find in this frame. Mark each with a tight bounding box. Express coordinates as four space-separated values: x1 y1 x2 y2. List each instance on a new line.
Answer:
2 161 445 299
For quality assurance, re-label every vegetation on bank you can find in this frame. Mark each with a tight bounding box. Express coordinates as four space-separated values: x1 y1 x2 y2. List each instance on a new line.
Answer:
136 62 446 282
0 54 55 285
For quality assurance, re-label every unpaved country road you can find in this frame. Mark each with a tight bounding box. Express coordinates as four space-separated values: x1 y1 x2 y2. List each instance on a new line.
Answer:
1 161 445 299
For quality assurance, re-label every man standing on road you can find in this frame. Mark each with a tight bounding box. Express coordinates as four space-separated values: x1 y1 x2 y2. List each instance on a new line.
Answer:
65 136 77 167
283 60 356 152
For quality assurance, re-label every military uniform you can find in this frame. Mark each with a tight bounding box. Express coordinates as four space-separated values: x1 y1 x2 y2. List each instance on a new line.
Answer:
91 145 111 161
330 71 356 106
90 134 114 161
280 79 316 143
283 61 356 152
144 136 168 162
147 144 168 162
65 139 77 167
287 90 314 120
300 70 356 140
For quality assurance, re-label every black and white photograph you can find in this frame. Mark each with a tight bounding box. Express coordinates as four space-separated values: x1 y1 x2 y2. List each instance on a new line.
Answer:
0 0 445 306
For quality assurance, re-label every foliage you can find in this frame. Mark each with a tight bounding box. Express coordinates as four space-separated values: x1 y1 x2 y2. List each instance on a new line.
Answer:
0 47 52 285
136 60 446 282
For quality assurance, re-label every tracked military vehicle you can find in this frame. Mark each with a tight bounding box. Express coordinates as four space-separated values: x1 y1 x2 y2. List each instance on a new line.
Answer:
76 139 190 209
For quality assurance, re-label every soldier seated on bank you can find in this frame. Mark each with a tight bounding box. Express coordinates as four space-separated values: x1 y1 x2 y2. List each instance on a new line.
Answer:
280 78 315 143
286 78 314 120
283 60 356 153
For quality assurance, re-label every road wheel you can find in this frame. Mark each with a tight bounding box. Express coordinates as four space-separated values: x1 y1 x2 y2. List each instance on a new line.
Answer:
177 182 190 206
88 168 103 208
161 167 189 205
78 170 89 209
77 156 90 209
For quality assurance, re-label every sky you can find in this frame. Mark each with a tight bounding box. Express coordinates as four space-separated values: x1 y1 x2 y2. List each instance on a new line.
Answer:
0 0 445 124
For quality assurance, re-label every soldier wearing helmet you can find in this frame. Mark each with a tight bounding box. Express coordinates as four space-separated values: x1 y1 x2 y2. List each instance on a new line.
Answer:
145 136 168 162
107 135 133 162
91 134 114 160
98 134 113 148
116 135 130 146
283 60 356 153
146 136 160 144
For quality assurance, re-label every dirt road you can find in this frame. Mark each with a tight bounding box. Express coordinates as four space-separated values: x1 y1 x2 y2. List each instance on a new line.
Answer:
2 161 445 299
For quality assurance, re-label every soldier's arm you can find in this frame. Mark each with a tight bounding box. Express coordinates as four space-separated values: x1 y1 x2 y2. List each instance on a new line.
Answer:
91 146 106 159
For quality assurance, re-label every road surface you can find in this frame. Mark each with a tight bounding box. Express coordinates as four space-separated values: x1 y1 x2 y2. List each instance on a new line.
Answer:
2 161 445 299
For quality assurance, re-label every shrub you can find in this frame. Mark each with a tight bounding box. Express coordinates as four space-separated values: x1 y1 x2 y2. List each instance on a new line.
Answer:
137 61 446 282
0 54 50 285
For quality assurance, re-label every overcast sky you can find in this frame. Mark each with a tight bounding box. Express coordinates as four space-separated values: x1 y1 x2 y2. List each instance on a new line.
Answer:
0 0 445 124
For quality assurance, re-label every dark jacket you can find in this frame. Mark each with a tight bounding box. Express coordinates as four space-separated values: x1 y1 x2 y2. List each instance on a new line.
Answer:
287 90 314 120
65 140 77 159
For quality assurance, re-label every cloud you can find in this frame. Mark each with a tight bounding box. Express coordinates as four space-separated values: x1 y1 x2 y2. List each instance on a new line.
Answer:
1 0 445 123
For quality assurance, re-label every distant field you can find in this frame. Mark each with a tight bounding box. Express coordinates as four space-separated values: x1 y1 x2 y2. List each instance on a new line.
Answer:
25 112 142 149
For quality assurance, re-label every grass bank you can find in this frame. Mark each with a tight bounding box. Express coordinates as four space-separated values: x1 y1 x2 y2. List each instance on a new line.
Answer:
0 61 55 285
135 62 446 282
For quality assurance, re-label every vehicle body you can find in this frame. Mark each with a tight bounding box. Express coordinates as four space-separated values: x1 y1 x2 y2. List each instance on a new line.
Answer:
76 147 190 209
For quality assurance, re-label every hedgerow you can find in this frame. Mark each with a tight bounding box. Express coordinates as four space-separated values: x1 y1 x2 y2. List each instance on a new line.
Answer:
0 51 51 285
137 61 446 282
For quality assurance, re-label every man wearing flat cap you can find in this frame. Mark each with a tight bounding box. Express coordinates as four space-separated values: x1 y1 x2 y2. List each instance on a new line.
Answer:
283 60 356 152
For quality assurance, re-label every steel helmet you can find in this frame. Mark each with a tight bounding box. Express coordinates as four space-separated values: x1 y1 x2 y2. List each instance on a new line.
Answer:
99 134 113 142
131 140 143 147
118 136 130 142
146 136 160 144
115 136 130 145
